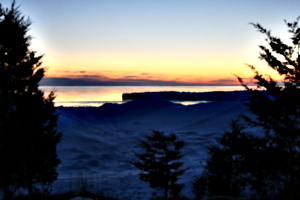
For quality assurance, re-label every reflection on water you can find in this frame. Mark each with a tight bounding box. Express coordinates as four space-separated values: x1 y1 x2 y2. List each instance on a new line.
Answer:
171 100 210 106
40 86 245 107
52 101 126 107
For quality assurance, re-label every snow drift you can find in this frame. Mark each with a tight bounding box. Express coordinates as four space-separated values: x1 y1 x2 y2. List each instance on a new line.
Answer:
55 96 252 199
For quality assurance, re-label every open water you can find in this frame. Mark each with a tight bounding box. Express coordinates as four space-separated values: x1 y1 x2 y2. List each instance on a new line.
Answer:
40 85 246 107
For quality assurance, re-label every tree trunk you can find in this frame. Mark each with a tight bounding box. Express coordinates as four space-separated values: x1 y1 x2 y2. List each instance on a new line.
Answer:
3 183 13 200
164 163 169 200
164 187 168 200
28 179 33 197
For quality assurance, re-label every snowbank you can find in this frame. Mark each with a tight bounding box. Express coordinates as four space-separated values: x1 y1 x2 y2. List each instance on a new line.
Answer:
55 96 253 199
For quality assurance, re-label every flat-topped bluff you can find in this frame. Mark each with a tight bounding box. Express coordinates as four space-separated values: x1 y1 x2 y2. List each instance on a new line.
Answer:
122 90 250 101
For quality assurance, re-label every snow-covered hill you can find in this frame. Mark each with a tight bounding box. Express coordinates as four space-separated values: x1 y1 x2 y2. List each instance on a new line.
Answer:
54 97 252 199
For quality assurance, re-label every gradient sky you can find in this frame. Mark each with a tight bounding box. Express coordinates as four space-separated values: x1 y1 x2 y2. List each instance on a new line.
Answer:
2 0 300 85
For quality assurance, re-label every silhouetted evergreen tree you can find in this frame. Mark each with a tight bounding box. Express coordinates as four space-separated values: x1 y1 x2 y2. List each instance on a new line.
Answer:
193 120 280 199
193 16 300 199
132 130 186 200
192 120 245 199
0 1 61 199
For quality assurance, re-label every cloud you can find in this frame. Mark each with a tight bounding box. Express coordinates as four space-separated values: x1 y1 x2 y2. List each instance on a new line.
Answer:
208 78 239 84
41 71 243 86
40 77 201 86
124 75 139 79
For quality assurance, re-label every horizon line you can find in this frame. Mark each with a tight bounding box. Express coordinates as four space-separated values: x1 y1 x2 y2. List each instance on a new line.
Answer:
40 77 244 87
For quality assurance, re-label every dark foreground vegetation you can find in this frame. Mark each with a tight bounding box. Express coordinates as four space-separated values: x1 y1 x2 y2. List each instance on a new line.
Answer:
0 1 61 199
192 16 300 200
13 192 117 200
132 130 187 200
1 1 300 200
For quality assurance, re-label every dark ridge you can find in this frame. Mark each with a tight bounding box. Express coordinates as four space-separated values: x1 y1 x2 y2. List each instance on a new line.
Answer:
122 90 251 101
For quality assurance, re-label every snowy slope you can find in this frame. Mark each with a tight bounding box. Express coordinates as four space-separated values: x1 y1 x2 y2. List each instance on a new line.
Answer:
54 97 252 199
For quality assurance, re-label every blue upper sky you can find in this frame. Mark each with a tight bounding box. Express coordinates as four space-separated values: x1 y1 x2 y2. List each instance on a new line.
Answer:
2 0 300 85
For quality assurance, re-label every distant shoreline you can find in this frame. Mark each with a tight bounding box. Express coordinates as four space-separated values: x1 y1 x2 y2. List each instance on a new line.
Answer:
122 90 250 101
40 86 249 107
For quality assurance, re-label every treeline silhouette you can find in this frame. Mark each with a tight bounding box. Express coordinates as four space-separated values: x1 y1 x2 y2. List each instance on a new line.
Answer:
192 17 300 199
1 0 300 199
0 1 61 200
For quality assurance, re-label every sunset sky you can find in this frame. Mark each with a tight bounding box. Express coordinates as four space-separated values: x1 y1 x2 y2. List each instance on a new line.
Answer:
2 0 300 85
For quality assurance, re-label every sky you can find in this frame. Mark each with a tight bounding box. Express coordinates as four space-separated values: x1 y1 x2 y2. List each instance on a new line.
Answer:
2 0 300 86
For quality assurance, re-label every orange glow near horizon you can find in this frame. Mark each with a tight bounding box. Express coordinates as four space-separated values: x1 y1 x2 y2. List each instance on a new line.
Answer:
43 51 283 86
38 22 285 87
38 26 285 87
8 0 297 86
